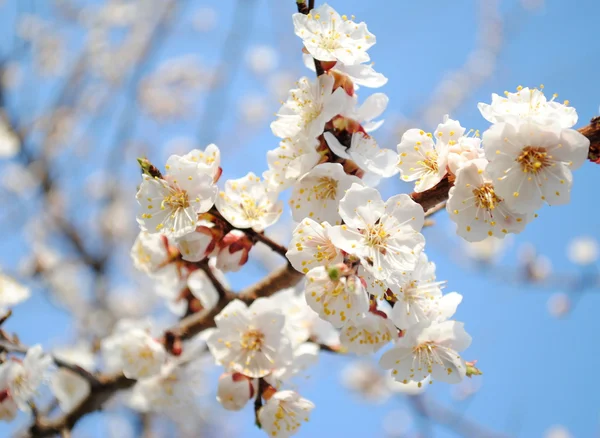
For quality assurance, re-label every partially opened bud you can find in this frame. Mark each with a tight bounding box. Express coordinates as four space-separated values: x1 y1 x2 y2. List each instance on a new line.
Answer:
216 372 257 411
215 230 253 272
176 220 222 262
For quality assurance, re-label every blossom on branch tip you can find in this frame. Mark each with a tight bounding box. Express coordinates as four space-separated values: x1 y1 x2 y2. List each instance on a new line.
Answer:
216 172 283 232
293 4 375 65
290 162 362 225
482 122 589 214
258 390 314 438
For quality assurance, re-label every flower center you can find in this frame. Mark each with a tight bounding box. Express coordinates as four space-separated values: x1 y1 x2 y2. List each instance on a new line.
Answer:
240 329 265 351
364 223 389 248
240 196 265 221
303 102 324 125
163 190 190 210
517 146 550 174
417 151 439 173
473 183 501 210
315 239 338 263
313 177 338 200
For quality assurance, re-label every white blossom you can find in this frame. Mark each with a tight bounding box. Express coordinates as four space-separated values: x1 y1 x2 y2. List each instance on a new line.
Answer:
136 155 218 238
324 132 398 177
270 75 350 140
389 253 445 330
482 122 589 213
263 136 321 193
340 312 396 355
446 159 528 241
216 372 257 411
207 299 292 378
258 390 315 438
50 369 91 413
0 345 52 411
286 218 343 274
130 231 171 275
129 359 205 418
293 4 375 65
447 136 484 175
396 117 465 192
379 321 472 385
478 87 578 129
329 184 425 281
0 273 30 313
173 144 221 182
290 163 362 225
305 266 369 328
216 172 283 232
120 329 167 379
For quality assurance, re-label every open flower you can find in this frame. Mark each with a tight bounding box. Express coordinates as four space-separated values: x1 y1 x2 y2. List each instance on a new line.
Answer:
329 184 425 281
397 117 465 192
120 329 167 379
340 311 396 355
482 122 589 214
0 345 53 411
293 4 375 65
447 159 528 241
270 75 350 140
303 54 387 89
478 86 578 129
207 299 292 378
379 321 472 385
136 155 218 239
216 172 283 232
287 218 344 274
264 136 320 193
258 390 315 438
305 265 369 328
290 163 362 225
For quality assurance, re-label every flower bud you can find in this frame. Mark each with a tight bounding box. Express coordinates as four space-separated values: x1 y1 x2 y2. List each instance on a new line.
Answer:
216 372 257 411
176 220 222 262
215 230 253 272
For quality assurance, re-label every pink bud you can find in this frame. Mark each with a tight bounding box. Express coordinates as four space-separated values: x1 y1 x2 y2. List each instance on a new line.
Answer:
216 372 257 411
215 230 253 272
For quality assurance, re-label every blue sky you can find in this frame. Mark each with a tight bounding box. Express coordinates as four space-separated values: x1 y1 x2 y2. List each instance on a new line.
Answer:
1 0 599 436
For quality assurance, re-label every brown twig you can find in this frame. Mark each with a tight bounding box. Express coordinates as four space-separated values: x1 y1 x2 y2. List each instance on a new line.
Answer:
245 229 289 258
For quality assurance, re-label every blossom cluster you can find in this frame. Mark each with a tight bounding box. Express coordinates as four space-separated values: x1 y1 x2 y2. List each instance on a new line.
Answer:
127 3 589 437
1 1 592 436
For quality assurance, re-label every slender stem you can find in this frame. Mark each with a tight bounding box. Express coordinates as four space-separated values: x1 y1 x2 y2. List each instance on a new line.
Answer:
245 229 288 258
